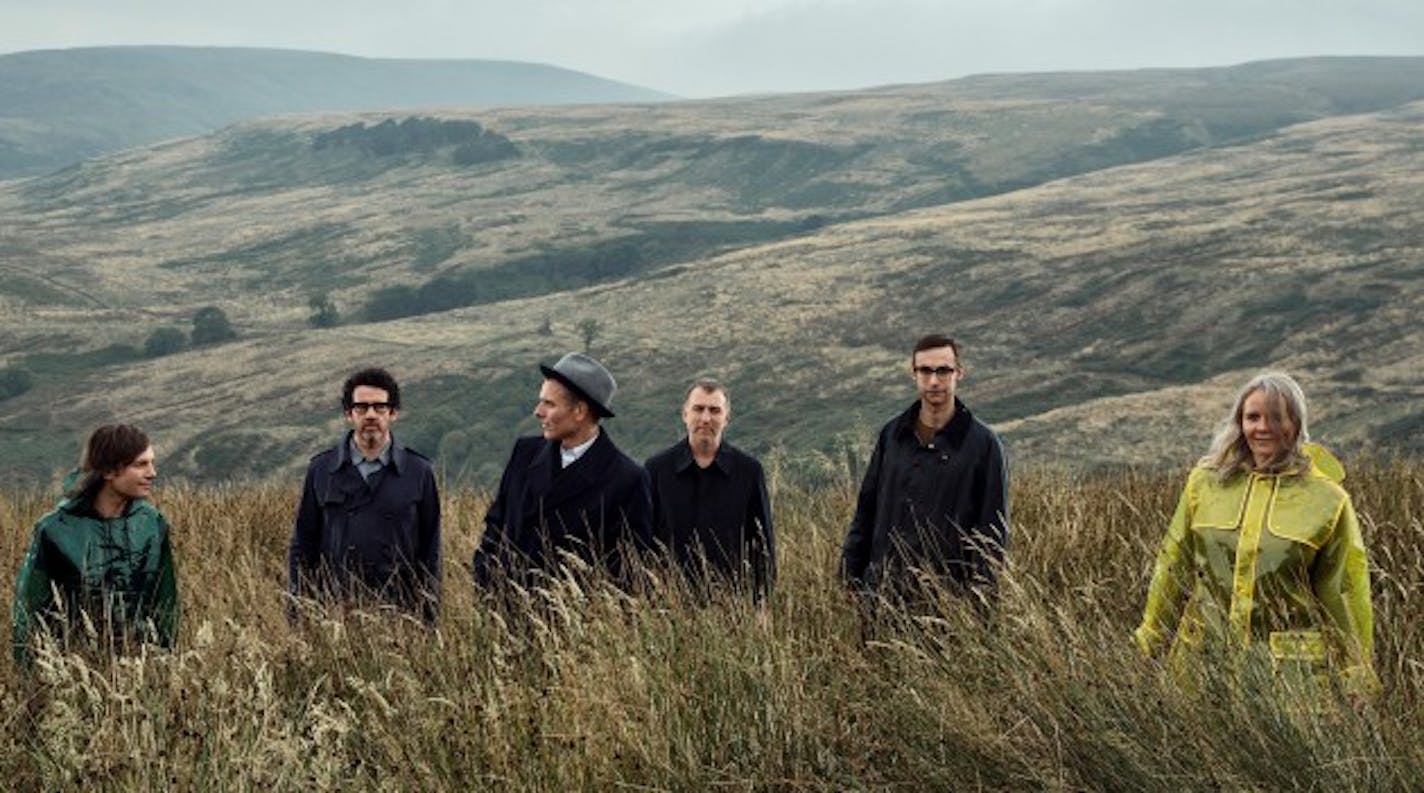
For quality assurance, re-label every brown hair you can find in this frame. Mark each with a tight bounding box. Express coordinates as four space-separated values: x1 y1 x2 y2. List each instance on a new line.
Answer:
917 331 962 360
70 424 151 501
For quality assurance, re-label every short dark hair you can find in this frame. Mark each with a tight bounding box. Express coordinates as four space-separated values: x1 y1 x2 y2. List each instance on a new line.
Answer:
683 377 730 409
341 367 401 410
71 424 150 500
911 334 962 362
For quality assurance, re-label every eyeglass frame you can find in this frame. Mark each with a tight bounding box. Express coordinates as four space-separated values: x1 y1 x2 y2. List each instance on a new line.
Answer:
348 402 394 415
912 365 959 379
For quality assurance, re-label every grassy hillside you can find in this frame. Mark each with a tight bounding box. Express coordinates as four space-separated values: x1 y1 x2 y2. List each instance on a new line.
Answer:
0 46 673 177
2 463 1422 789
0 59 1422 485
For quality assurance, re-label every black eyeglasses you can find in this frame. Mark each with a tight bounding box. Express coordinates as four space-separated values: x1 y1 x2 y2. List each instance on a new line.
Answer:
349 402 393 415
913 365 958 378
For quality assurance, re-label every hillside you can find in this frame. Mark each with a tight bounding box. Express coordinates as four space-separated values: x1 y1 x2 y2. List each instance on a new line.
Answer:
0 46 672 178
0 58 1421 485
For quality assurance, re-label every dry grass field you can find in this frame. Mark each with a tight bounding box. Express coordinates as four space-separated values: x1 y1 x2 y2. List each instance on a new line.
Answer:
3 460 1422 790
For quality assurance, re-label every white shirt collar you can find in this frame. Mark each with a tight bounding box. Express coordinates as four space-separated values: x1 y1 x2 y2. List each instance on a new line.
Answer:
560 429 599 468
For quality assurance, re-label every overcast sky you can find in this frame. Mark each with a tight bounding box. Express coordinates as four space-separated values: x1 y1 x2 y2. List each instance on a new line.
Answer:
4 0 1422 97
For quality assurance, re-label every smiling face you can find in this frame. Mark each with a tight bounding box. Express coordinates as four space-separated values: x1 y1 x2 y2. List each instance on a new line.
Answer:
683 386 730 456
1241 387 1297 469
103 445 157 502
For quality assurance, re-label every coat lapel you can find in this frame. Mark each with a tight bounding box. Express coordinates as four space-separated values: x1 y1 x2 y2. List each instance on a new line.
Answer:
539 431 611 510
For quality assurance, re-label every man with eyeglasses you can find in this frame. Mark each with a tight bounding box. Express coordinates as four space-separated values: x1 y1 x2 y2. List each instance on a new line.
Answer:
841 334 1009 616
288 367 441 624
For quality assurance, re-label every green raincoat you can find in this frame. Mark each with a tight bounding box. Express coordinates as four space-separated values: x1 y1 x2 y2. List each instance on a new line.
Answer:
1134 447 1375 695
11 477 179 666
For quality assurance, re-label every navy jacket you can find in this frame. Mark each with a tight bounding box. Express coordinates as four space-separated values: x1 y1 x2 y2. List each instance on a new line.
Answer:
841 398 1009 600
645 439 775 599
473 429 652 589
289 432 442 623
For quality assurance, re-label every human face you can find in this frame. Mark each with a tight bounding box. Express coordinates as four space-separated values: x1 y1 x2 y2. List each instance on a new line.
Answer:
104 445 157 501
683 387 730 455
911 345 962 410
1241 388 1296 469
535 378 590 447
346 384 397 451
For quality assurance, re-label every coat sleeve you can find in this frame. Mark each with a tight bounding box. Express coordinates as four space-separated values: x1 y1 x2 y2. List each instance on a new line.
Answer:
970 432 1010 592
1133 471 1198 656
415 466 443 624
748 459 776 600
841 432 885 587
151 515 180 649
288 464 324 608
11 522 54 667
1312 492 1376 695
473 443 520 588
625 466 654 551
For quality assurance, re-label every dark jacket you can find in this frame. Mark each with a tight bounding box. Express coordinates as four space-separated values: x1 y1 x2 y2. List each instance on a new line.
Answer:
289 432 441 623
12 479 178 667
645 438 775 599
841 398 1009 599
473 429 652 589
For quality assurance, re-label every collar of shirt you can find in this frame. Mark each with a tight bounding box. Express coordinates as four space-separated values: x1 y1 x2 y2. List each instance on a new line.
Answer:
898 398 973 449
674 438 729 476
350 437 392 480
560 429 599 468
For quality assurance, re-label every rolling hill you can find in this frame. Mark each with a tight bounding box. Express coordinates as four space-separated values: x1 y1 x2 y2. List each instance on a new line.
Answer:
0 57 1420 486
0 46 673 178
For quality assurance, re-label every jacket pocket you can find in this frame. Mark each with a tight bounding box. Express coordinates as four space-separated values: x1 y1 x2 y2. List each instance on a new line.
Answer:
1268 629 1330 694
1268 629 1325 663
1264 517 1329 549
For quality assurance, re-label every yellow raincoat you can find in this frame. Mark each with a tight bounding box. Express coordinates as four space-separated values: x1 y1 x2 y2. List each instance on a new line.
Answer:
1134 446 1375 695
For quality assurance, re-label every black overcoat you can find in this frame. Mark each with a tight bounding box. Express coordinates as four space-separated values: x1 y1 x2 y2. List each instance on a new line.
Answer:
473 429 652 588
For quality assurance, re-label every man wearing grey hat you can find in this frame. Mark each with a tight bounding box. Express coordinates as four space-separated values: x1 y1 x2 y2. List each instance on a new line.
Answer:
472 352 652 590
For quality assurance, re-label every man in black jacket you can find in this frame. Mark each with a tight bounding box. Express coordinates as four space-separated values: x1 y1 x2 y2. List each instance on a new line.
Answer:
473 352 652 590
841 334 1009 612
645 379 775 601
289 368 442 624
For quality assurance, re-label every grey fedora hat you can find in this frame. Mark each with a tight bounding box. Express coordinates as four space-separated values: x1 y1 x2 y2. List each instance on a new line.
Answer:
540 352 617 418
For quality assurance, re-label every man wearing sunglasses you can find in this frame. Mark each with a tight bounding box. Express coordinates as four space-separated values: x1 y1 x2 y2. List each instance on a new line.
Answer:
841 334 1009 617
289 367 442 624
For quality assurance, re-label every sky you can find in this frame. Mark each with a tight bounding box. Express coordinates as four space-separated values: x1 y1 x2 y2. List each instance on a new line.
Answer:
3 0 1422 98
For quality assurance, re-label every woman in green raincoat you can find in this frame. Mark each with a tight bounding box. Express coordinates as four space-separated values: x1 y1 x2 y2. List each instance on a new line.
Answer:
11 424 179 667
1134 372 1375 695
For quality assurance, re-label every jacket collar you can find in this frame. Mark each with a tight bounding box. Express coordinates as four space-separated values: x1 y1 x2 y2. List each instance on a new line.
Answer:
893 397 974 448
670 437 730 476
524 427 622 506
328 430 410 475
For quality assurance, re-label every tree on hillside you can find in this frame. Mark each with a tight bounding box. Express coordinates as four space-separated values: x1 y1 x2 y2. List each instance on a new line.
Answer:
576 318 603 354
308 294 340 328
191 306 237 346
144 326 187 358
0 366 34 402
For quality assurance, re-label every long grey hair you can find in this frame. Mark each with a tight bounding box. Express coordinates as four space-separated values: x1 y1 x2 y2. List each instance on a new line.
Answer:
1200 371 1311 481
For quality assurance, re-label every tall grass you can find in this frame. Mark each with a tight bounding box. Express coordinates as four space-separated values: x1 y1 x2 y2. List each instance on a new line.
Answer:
2 462 1421 790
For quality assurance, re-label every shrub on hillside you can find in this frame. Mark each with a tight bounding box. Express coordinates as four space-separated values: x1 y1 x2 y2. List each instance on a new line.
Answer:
191 306 237 346
143 326 187 357
0 366 33 401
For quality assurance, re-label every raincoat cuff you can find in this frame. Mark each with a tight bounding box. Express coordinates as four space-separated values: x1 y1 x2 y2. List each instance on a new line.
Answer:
1131 625 1159 657
1339 663 1380 698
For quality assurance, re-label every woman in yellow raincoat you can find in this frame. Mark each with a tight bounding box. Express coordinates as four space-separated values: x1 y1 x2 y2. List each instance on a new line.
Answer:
1134 372 1375 695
